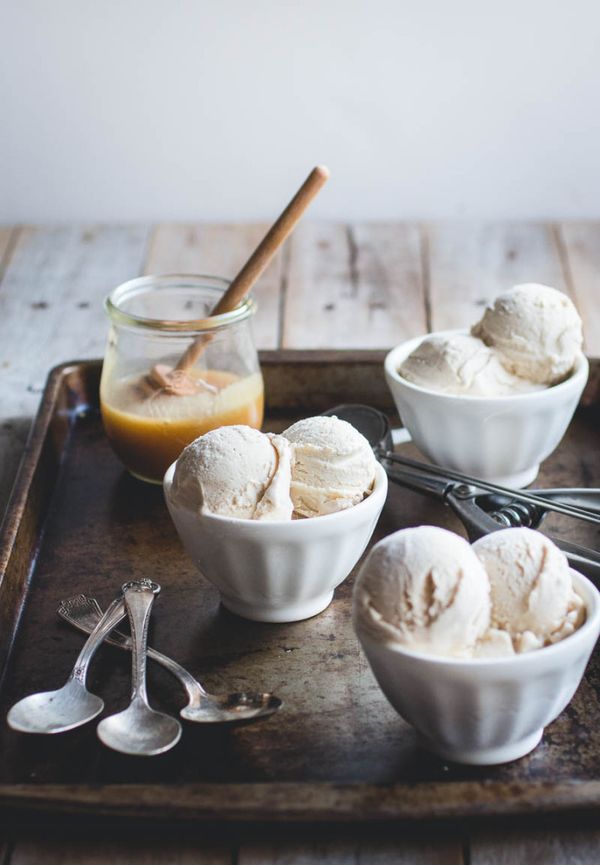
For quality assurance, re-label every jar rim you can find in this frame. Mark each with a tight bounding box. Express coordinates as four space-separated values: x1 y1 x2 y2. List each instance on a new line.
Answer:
104 273 256 332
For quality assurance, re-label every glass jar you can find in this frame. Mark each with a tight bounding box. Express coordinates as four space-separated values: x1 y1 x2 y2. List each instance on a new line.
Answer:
100 274 264 483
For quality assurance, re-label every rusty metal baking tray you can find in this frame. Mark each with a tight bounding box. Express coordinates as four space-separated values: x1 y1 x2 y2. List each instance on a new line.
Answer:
0 352 599 822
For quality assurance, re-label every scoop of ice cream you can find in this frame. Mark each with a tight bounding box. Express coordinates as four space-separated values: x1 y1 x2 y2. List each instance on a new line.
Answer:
282 415 376 517
399 333 542 396
353 526 491 658
170 425 293 521
473 528 585 653
472 284 583 386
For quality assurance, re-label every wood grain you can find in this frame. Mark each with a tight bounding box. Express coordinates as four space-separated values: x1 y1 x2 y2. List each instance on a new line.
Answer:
557 222 600 356
0 227 18 281
282 222 425 348
0 224 148 519
144 224 282 349
240 839 463 864
471 829 600 865
10 839 232 865
0 838 10 865
426 221 570 331
239 843 357 865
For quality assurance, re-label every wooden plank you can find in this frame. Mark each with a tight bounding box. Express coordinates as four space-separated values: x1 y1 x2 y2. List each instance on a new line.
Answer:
426 222 570 331
282 222 425 349
239 843 356 865
10 839 231 865
0 224 148 519
144 223 281 349
240 839 462 864
471 828 600 865
0 227 18 281
0 838 9 865
556 222 600 356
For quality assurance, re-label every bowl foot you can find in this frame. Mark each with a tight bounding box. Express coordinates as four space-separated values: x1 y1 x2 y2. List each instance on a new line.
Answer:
421 727 544 765
220 590 335 623
477 464 540 489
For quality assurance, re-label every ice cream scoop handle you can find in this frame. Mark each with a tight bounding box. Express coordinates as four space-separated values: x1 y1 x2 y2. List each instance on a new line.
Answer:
382 460 450 499
381 451 600 526
550 536 600 585
530 488 600 514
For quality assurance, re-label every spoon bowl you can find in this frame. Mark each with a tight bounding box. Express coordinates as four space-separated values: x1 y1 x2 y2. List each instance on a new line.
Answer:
97 699 182 756
182 691 282 723
7 679 104 734
7 596 127 735
96 580 182 756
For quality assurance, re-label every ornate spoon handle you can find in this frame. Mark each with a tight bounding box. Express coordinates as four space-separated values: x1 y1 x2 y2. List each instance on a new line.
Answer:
121 580 160 707
58 594 208 705
69 596 126 686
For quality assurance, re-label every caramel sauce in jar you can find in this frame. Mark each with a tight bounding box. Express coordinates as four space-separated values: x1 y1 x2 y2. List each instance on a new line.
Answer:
101 274 263 483
100 370 264 483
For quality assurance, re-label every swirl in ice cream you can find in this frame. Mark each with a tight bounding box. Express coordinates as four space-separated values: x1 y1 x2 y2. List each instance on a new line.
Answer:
353 526 585 659
471 283 583 386
282 415 377 517
169 415 376 521
170 425 294 520
398 283 583 396
473 527 585 656
353 526 491 658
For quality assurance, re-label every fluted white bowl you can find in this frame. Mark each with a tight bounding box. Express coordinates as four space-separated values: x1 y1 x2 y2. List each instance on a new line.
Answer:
355 569 600 765
163 462 387 623
384 330 588 487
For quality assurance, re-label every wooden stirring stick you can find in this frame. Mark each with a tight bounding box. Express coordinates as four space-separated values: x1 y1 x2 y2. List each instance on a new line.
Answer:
148 165 330 396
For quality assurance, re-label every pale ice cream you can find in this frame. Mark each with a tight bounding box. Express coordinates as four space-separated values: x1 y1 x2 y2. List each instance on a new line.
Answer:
282 415 376 517
472 283 583 386
353 526 491 658
398 333 542 396
170 425 293 520
473 527 585 655
354 525 586 660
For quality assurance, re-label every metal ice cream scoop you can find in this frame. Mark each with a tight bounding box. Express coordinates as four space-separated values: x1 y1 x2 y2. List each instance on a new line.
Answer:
323 403 600 582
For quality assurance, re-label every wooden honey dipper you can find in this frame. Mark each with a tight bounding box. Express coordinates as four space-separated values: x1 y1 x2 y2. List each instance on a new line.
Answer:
148 165 330 396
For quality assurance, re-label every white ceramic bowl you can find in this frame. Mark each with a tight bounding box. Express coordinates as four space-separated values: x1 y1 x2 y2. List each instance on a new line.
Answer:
163 462 388 623
355 569 600 765
384 330 588 487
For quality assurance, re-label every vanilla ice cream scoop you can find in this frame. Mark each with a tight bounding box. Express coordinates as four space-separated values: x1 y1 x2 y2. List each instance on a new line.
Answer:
353 526 491 658
282 415 376 517
399 333 542 396
170 425 293 520
472 284 583 386
473 528 585 653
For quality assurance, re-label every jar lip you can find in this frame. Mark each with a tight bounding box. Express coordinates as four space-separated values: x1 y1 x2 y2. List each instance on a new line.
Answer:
104 273 255 332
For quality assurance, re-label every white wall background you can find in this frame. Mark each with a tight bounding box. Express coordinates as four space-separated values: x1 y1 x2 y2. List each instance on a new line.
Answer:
2 0 600 221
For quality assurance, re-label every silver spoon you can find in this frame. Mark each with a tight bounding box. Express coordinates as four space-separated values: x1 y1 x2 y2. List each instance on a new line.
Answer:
97 580 182 756
58 594 283 723
7 597 126 734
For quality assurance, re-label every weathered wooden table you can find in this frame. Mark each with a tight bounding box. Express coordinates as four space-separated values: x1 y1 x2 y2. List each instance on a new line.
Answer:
1 221 599 863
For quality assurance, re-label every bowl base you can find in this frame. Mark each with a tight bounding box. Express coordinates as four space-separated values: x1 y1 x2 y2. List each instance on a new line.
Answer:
421 727 544 766
479 464 539 489
220 590 335 623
